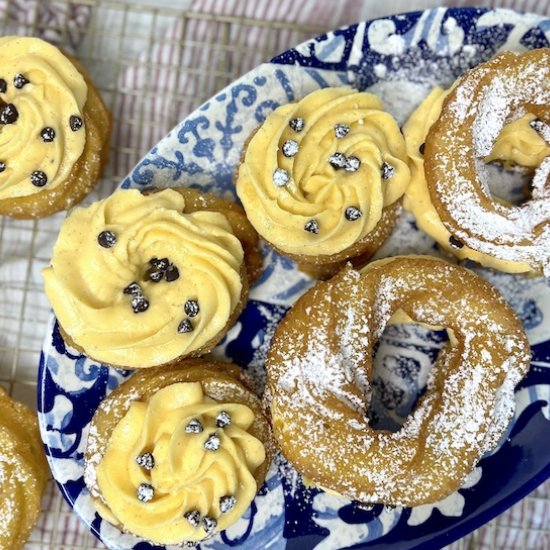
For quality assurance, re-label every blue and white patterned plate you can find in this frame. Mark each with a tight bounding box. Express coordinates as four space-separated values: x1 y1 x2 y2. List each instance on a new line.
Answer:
38 7 550 550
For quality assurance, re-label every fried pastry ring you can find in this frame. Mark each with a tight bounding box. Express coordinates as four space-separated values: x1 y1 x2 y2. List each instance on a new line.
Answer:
423 49 550 276
0 388 49 549
85 359 274 545
265 256 530 506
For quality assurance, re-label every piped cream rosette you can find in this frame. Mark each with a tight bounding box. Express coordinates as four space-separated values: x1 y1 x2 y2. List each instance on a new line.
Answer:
43 189 247 369
85 360 274 545
236 87 410 262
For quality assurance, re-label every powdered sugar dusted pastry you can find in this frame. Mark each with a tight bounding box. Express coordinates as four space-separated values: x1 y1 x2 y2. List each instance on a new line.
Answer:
235 87 410 277
0 388 49 549
43 188 259 369
403 49 550 275
84 360 273 545
265 256 530 506
0 36 110 218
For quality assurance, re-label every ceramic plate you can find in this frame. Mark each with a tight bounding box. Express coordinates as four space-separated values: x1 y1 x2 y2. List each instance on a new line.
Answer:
38 7 550 550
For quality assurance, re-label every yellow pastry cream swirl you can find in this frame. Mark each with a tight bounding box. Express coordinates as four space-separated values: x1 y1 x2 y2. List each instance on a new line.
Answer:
236 87 410 257
0 36 87 200
42 189 244 368
94 382 266 544
402 86 550 274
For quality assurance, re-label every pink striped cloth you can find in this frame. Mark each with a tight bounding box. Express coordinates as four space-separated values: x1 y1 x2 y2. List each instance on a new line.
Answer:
10 0 550 547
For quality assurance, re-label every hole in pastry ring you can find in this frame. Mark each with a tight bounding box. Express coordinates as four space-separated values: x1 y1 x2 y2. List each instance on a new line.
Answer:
265 256 530 506
424 49 550 275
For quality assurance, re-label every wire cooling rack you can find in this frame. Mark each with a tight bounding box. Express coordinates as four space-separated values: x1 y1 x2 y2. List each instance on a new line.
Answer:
0 1 547 549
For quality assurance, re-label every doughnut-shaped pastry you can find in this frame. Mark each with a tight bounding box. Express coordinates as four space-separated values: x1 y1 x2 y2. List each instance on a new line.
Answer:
265 256 530 506
0 388 49 549
410 49 550 275
85 359 274 545
235 87 410 273
0 36 111 218
43 188 259 369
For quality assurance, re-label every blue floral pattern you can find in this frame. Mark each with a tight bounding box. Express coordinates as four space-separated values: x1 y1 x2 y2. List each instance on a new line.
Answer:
38 7 550 550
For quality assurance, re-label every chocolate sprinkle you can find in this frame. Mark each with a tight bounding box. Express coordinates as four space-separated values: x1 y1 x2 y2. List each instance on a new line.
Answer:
123 282 142 295
137 483 154 503
131 295 149 314
97 230 116 248
204 433 221 451
184 510 201 527
30 170 47 187
0 79 6 93
304 219 319 234
202 516 217 535
345 156 361 172
219 495 236 514
419 142 426 155
184 299 200 318
381 162 395 179
345 206 362 221
334 123 350 139
164 265 179 282
215 411 231 428
178 319 194 334
328 152 347 170
0 103 18 124
273 167 290 187
185 418 203 433
69 115 83 131
136 452 155 470
0 162 5 173
449 235 465 249
13 74 29 89
40 127 56 142
289 117 305 132
282 139 299 158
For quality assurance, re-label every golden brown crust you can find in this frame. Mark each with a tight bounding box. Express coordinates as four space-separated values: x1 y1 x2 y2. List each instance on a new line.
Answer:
0 53 111 219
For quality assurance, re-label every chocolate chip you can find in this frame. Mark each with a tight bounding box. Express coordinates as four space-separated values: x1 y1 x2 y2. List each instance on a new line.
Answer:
334 123 350 139
147 268 164 283
0 162 5 173
449 235 464 249
345 206 362 221
137 483 154 503
304 219 319 234
345 156 361 172
184 299 199 318
97 230 116 248
30 170 47 187
131 295 149 314
184 510 201 527
219 495 236 514
282 139 299 157
328 152 347 170
215 411 231 428
381 162 395 179
178 319 194 333
69 115 83 131
289 117 304 132
13 74 29 89
0 79 6 93
202 516 217 535
529 118 549 136
40 127 55 142
204 433 221 451
419 142 426 155
149 257 170 270
273 167 290 187
123 282 142 295
164 264 179 282
185 418 203 433
0 104 18 124
136 452 155 470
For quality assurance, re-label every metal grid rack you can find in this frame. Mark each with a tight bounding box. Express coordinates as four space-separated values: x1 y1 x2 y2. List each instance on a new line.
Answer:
0 1 547 548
